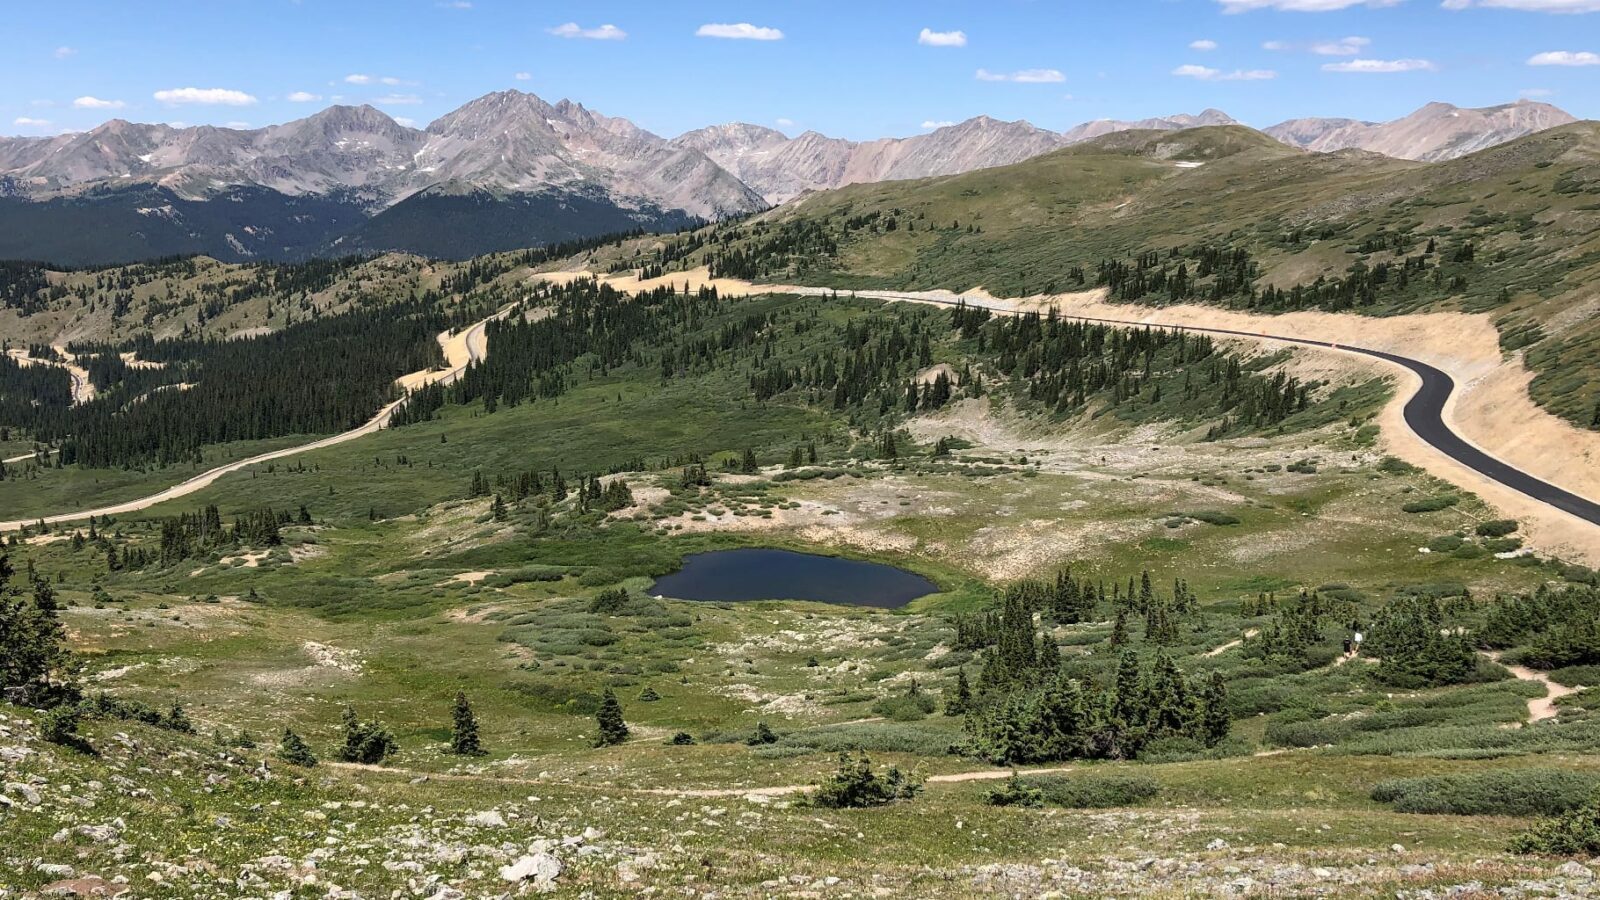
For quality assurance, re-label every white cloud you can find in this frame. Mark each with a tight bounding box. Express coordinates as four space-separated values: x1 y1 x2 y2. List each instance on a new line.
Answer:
153 87 258 106
975 68 1066 83
394 117 418 127
1190 39 1219 51
1520 87 1555 96
438 1 471 7
1220 0 1400 10
1264 36 1371 54
919 28 968 47
1444 0 1600 10
345 74 408 86
1322 57 1436 72
547 22 627 40
225 121 251 129
696 23 784 40
775 117 796 127
514 72 532 81
12 117 51 128
53 46 75 59
1312 36 1372 54
1528 50 1600 65
1172 64 1278 80
286 91 323 102
72 96 125 109
374 94 423 106
922 120 957 129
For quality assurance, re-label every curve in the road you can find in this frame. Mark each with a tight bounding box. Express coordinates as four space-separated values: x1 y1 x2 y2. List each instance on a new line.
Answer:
0 310 503 533
799 287 1600 529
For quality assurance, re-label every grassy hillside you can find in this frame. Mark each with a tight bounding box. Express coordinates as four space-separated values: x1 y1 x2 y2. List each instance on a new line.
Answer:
608 123 1600 430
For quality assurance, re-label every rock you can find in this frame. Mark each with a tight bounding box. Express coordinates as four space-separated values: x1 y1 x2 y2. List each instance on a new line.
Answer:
39 864 76 877
464 810 507 828
1390 844 1405 854
1206 839 1229 851
41 876 127 897
1556 861 1595 880
499 852 562 888
5 781 42 805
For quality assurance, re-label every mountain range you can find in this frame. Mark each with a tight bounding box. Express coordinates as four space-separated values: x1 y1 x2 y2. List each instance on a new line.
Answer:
0 92 1578 265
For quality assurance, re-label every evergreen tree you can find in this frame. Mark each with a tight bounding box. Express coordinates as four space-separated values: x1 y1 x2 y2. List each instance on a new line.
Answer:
279 728 318 767
338 705 398 764
945 670 973 716
450 690 485 756
594 688 629 746
1200 671 1230 747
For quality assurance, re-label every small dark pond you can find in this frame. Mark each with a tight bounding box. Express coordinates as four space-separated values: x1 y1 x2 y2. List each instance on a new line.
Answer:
649 548 938 608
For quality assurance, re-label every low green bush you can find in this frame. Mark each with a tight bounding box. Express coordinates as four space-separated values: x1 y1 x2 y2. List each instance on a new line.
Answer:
1403 495 1460 514
1477 519 1520 538
1373 770 1600 817
1026 774 1162 808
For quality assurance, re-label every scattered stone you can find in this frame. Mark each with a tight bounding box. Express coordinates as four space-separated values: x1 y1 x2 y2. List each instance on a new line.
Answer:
1556 861 1595 880
499 852 562 889
465 810 507 828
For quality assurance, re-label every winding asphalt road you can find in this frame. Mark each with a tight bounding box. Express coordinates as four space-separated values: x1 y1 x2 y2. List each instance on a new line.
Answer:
787 286 1600 530
6 285 1598 534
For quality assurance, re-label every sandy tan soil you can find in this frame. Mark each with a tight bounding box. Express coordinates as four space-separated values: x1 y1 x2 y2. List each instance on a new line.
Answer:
5 345 96 404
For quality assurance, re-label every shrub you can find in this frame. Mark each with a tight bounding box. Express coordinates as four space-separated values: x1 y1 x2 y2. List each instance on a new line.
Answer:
746 721 779 745
1427 534 1465 553
38 704 86 748
1511 799 1600 856
1482 537 1524 554
1403 495 1460 514
668 731 695 745
1186 510 1241 526
1372 770 1600 817
985 772 1044 807
808 752 921 808
779 722 962 756
1378 456 1420 475
1477 519 1520 538
871 691 938 722
1027 774 1162 808
1265 717 1353 748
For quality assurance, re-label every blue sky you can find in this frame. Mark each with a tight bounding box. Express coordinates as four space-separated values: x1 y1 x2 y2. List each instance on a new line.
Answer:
5 0 1597 140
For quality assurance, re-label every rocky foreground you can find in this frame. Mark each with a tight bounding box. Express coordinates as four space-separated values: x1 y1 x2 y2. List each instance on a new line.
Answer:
5 708 1600 898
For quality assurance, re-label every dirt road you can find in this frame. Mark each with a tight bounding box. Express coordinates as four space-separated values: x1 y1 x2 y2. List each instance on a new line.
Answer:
0 310 501 533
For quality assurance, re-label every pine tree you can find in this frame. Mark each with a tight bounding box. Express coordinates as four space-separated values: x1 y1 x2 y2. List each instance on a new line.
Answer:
450 690 485 756
1200 671 1231 747
945 670 972 716
490 494 507 522
740 448 759 474
594 688 629 746
279 728 318 767
338 705 398 764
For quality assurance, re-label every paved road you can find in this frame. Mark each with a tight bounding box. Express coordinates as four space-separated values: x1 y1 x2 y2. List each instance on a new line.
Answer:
0 312 499 533
793 286 1600 529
